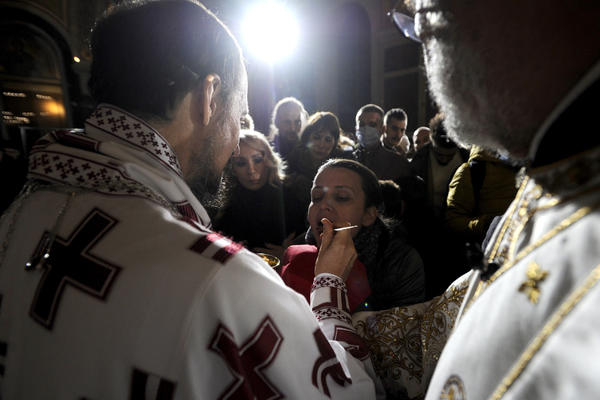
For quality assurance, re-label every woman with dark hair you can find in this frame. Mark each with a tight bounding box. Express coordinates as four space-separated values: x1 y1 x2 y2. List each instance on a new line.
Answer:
284 112 353 234
287 112 348 176
214 130 295 257
280 158 426 311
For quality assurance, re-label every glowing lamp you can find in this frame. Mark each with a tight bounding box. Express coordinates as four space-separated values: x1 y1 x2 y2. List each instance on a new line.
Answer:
241 2 299 63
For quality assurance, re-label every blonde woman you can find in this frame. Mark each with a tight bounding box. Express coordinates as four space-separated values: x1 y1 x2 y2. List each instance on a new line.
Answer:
214 130 296 257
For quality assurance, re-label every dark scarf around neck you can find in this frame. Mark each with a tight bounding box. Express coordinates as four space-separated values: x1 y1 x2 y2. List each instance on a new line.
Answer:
305 218 388 270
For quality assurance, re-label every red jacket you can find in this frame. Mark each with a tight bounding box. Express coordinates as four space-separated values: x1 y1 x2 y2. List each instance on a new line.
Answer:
280 244 371 312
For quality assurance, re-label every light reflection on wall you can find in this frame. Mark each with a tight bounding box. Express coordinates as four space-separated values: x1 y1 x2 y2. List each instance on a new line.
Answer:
42 100 65 117
0 20 70 138
2 115 31 125
2 92 27 98
1 90 66 128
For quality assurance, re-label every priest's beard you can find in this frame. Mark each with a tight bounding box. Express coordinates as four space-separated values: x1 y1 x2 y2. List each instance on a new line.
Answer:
424 37 535 164
186 139 227 210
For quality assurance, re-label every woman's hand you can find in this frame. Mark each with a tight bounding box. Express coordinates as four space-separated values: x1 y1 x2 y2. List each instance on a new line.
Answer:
314 218 357 281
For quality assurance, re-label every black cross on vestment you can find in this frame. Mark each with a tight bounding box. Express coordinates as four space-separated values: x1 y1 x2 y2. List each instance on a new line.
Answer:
29 208 121 330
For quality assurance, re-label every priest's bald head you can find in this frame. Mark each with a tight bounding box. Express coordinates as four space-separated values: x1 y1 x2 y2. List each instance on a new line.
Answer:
89 0 248 199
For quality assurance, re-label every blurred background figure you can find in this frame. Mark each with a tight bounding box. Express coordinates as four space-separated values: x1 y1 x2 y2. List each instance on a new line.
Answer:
412 126 431 153
354 103 384 151
240 113 255 130
408 113 468 298
398 135 411 155
445 145 518 244
410 113 467 220
214 130 295 259
379 179 404 221
378 179 410 242
269 97 308 161
355 105 413 183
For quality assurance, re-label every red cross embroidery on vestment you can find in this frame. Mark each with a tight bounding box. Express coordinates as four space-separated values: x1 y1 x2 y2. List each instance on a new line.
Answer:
209 316 284 400
312 328 352 397
333 326 370 361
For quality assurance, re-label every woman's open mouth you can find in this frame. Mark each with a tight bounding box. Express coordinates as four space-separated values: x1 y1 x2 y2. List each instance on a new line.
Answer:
315 220 325 236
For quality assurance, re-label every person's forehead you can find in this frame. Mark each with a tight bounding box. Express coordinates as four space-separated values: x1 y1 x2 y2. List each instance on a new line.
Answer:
415 130 428 139
311 130 335 137
278 104 301 120
359 111 381 122
388 118 407 127
314 167 362 191
238 142 262 156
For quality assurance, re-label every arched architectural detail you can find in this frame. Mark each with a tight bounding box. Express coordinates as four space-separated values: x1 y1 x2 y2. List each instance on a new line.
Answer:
0 3 76 145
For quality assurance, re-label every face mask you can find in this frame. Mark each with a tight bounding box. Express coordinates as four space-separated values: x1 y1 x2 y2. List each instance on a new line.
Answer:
356 126 380 150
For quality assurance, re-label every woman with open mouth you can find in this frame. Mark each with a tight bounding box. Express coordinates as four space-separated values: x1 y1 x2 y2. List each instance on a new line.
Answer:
281 158 426 312
283 112 354 234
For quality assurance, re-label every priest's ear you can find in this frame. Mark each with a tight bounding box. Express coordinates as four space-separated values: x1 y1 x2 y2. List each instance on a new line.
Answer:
191 73 221 126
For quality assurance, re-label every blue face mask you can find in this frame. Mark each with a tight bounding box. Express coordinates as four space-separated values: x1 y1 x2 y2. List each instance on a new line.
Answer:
356 126 380 150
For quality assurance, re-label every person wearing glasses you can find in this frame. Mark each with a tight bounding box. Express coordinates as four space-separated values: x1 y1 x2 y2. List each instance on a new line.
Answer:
389 1 600 399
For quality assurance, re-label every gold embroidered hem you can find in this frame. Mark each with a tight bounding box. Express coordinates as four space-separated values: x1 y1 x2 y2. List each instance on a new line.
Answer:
353 275 469 399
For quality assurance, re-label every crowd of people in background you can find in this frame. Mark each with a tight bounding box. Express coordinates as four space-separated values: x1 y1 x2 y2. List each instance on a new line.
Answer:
0 79 520 305
0 91 520 312
0 44 521 315
212 96 519 301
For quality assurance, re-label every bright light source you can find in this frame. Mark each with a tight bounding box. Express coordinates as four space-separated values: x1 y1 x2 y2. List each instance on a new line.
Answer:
73 56 81 63
242 2 299 63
